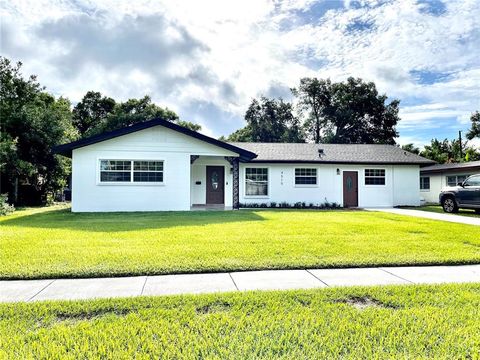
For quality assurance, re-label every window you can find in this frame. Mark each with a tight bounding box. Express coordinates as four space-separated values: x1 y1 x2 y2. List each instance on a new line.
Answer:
245 168 268 196
464 175 480 187
100 160 131 182
420 176 430 190
446 175 470 187
295 168 317 185
100 160 164 183
365 169 385 185
133 161 163 182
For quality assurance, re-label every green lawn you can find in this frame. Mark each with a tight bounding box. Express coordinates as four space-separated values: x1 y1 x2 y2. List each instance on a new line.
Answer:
1 284 479 358
1 205 480 279
406 205 480 218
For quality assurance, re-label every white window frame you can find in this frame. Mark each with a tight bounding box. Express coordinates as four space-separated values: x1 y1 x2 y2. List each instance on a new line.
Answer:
420 176 430 191
294 167 318 187
244 166 269 198
97 159 165 186
364 168 386 187
446 174 470 187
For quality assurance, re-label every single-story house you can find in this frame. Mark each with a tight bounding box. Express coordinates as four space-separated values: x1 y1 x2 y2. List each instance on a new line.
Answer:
54 118 435 212
420 161 480 203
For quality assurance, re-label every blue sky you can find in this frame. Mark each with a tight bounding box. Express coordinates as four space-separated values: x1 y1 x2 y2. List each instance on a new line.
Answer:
1 0 479 148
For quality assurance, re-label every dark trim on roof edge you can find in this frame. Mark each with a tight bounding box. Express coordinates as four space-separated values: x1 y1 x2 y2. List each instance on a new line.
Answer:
248 160 435 165
53 118 257 161
420 165 480 175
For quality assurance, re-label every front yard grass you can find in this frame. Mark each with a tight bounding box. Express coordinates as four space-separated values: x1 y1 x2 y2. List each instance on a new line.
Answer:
1 205 479 279
1 283 479 358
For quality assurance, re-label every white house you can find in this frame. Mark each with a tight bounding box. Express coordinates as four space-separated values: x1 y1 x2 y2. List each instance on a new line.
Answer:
420 161 480 203
54 118 435 212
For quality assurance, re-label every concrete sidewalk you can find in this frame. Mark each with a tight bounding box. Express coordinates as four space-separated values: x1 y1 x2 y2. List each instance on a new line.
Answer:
366 207 480 226
1 265 479 303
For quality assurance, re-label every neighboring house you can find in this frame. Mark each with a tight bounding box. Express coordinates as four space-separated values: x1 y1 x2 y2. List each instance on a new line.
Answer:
54 118 434 212
420 161 480 203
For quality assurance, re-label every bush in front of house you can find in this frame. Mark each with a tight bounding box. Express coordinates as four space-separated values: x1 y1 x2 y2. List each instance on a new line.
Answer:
0 193 15 216
239 199 342 210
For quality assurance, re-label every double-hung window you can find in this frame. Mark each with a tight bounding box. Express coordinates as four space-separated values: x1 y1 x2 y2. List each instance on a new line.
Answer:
99 160 164 183
420 176 430 190
100 160 131 182
133 161 164 182
295 168 317 185
365 169 385 185
245 168 268 196
446 175 469 187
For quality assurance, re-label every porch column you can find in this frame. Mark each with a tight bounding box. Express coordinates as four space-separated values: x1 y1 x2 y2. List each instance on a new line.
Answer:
232 158 240 210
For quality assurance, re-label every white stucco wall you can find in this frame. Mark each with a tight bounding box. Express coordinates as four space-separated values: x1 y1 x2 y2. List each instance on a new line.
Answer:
71 125 237 212
71 125 422 211
420 170 478 203
239 163 420 207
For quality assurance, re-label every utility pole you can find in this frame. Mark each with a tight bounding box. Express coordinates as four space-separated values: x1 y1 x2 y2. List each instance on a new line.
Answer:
458 130 463 160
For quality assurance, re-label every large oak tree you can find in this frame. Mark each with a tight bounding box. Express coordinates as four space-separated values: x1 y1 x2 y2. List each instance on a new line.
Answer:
292 77 400 144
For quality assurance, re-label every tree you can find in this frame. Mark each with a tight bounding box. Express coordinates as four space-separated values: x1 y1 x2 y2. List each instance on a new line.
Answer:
89 95 201 135
0 57 76 205
291 78 330 143
292 77 399 144
176 120 202 132
420 138 480 163
401 143 420 155
72 91 116 137
466 111 480 140
226 97 304 142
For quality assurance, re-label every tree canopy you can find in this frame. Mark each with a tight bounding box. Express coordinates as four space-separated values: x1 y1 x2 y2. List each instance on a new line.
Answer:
0 57 76 205
466 111 480 140
226 97 304 142
401 144 420 155
73 94 201 137
291 77 399 144
72 91 116 137
420 138 480 163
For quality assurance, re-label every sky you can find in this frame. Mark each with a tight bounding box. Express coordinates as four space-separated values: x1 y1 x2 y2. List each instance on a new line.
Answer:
1 0 479 147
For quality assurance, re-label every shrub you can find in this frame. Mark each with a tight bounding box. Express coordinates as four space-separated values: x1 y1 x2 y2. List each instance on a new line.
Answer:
239 200 342 210
0 193 15 216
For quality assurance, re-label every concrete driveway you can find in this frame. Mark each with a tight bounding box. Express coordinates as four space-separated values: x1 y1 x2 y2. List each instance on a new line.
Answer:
365 207 480 226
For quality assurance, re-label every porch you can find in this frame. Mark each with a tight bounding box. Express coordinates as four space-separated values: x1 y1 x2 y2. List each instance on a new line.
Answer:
190 155 239 209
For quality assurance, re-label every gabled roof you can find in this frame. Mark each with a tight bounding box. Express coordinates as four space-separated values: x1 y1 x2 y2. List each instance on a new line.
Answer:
228 142 435 165
420 160 480 174
53 118 257 161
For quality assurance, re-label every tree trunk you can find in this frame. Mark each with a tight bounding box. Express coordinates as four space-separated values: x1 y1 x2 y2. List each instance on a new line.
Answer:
13 177 18 204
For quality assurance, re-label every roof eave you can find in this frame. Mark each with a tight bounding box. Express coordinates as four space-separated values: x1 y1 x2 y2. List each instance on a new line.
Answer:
247 159 435 165
52 118 257 161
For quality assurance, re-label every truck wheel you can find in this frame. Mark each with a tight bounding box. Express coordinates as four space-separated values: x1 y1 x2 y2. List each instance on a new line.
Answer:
442 197 458 213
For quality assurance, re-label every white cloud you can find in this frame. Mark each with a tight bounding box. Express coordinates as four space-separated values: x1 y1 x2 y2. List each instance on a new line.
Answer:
1 0 479 140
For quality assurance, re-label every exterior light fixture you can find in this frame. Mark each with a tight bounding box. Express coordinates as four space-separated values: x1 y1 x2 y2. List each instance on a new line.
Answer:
336 168 340 175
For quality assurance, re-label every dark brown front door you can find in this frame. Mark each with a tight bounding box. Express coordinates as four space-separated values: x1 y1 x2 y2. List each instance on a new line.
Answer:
206 166 225 204
343 171 358 207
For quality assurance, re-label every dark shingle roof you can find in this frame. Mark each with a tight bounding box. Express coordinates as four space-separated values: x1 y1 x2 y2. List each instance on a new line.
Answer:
230 142 435 165
420 160 480 174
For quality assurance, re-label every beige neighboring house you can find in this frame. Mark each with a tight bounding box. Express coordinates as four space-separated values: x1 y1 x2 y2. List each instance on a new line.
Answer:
420 161 480 204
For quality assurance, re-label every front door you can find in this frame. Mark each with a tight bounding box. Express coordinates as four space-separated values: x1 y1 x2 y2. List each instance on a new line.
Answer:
206 166 225 204
343 171 358 207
